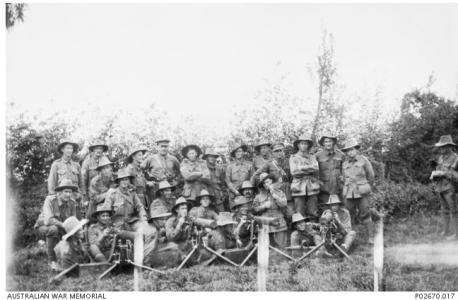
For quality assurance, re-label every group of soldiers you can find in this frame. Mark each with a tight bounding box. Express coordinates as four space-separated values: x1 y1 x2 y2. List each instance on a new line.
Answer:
33 133 458 272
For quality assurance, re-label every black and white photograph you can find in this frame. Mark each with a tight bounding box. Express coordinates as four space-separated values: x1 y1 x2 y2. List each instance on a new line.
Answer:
4 1 458 294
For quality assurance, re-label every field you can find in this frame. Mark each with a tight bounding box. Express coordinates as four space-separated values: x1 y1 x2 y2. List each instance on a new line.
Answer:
7 214 458 291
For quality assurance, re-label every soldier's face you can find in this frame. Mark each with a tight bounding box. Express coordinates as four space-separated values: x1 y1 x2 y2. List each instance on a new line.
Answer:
216 157 223 165
76 229 84 240
153 218 167 228
239 205 249 215
60 189 73 201
298 141 310 152
119 178 130 188
200 196 211 208
234 148 244 159
62 144 74 157
347 148 358 158
273 148 285 160
296 220 306 231
93 147 104 158
206 156 216 164
158 143 169 155
260 145 270 156
101 165 113 177
176 204 188 217
262 178 273 190
132 151 144 163
162 188 173 199
242 189 253 198
98 212 111 225
323 138 334 151
223 224 234 233
186 149 197 161
330 204 339 213
439 146 451 155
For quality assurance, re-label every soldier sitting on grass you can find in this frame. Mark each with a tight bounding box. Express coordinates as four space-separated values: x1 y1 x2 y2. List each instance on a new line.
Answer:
232 196 254 248
289 212 325 256
189 189 218 222
87 204 117 262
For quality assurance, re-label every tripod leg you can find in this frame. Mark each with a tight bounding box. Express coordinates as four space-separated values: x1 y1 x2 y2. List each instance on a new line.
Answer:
202 245 239 267
332 241 350 259
296 241 325 263
177 246 198 271
129 261 165 274
98 262 119 280
269 245 295 261
239 245 257 267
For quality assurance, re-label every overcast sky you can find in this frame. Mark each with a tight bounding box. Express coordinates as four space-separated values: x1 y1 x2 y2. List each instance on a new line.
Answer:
6 3 458 134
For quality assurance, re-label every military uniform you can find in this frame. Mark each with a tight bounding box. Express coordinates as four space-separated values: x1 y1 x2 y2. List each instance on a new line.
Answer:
315 149 344 203
81 154 106 201
289 152 320 218
180 158 211 202
225 160 255 207
126 163 149 209
165 216 193 251
290 223 321 247
253 155 271 171
47 158 83 201
87 223 115 261
86 174 115 222
207 227 237 250
189 206 218 221
321 207 356 252
207 162 228 212
141 153 181 186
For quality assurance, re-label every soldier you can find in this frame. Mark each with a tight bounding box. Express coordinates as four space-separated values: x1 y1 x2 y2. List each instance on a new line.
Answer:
232 196 254 248
430 135 458 240
290 213 322 249
141 138 182 197
237 181 257 204
207 212 237 251
150 180 176 214
81 141 108 205
225 144 255 209
36 179 79 271
341 139 376 244
189 189 219 221
126 146 153 209
252 173 288 248
87 204 116 262
203 148 228 212
165 197 193 251
253 140 272 171
315 134 344 205
86 156 115 222
54 216 90 270
319 194 356 254
104 168 157 257
180 144 211 204
47 139 83 217
289 135 320 219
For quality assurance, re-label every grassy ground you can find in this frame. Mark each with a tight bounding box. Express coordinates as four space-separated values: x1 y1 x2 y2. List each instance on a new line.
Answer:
7 214 458 291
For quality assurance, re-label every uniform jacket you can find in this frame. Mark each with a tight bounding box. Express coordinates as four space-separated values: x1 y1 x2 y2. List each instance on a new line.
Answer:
42 195 77 227
47 157 82 195
225 160 255 197
54 238 90 269
206 162 227 206
207 228 236 250
105 187 148 227
126 163 147 199
434 152 458 193
189 206 218 221
315 149 344 195
87 223 114 251
141 153 181 185
253 155 271 171
322 208 352 235
252 158 291 201
81 154 106 197
180 158 211 201
165 215 192 246
342 155 375 199
290 224 320 247
289 152 320 197
252 188 288 233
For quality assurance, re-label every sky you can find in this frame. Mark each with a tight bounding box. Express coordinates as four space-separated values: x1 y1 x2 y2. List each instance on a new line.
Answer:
6 3 458 135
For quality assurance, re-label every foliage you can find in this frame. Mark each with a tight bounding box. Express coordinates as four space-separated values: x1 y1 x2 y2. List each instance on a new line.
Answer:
6 3 26 30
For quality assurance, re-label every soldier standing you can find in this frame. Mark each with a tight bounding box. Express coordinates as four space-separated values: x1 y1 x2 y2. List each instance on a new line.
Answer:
430 135 458 240
341 140 376 244
315 134 344 205
126 146 152 210
289 135 320 219
150 180 176 213
253 140 272 171
36 179 79 271
180 144 211 204
86 156 115 222
203 148 228 212
225 144 255 209
81 141 108 207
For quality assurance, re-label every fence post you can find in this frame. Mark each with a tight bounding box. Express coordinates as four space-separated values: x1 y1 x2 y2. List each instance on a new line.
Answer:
373 219 384 291
257 224 269 291
134 227 144 291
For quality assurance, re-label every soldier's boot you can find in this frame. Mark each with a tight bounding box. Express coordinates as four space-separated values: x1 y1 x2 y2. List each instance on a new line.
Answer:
445 213 458 241
364 220 374 245
440 212 450 236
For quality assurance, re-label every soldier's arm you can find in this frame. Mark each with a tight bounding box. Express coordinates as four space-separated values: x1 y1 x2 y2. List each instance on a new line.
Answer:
81 158 89 196
47 162 58 195
133 194 148 221
225 165 239 194
76 164 84 195
446 157 458 181
165 218 181 242
290 156 305 177
252 195 268 213
88 227 104 247
363 157 375 185
271 188 287 207
302 155 319 174
140 156 150 170
180 162 203 181
337 210 352 234
250 163 270 185
43 196 63 228
199 162 211 183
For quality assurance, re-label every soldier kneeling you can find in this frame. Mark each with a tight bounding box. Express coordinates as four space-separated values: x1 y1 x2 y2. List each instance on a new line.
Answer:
88 204 117 262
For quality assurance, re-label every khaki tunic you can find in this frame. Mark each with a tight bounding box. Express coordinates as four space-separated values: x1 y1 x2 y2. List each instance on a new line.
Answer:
141 153 181 185
165 216 192 249
225 160 255 199
207 162 228 208
315 149 344 195
126 163 148 207
252 188 288 233
87 223 114 254
47 158 82 195
104 187 148 228
342 155 375 199
289 153 320 197
433 152 458 193
81 154 106 198
252 158 291 200
180 159 211 201
42 195 77 227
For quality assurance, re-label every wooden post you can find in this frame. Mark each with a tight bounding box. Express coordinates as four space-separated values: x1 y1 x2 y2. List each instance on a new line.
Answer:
134 227 144 292
373 219 384 292
257 224 269 291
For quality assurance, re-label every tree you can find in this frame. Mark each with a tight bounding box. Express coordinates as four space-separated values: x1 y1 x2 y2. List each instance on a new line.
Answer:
6 3 26 30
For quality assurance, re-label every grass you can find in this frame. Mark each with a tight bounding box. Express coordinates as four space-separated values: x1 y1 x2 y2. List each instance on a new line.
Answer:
7 214 458 291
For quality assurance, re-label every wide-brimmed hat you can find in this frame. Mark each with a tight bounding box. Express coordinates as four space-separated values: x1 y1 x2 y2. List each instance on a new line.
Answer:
55 179 78 192
115 168 134 182
271 142 285 152
195 189 214 202
149 202 172 220
231 196 252 210
319 134 338 146
293 135 314 150
91 204 113 219
202 148 219 160
322 194 343 206
258 172 276 187
58 139 79 153
128 146 148 160
181 144 203 159
434 135 456 148
62 217 89 241
172 197 192 212
156 138 170 145
155 180 176 197
291 212 314 224
341 139 361 152
95 156 114 171
216 212 236 227
89 141 108 152
230 144 248 157
238 180 257 194
254 140 272 152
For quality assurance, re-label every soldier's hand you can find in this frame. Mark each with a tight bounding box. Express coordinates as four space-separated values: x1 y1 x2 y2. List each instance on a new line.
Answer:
103 228 111 236
236 239 243 248
177 216 186 227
